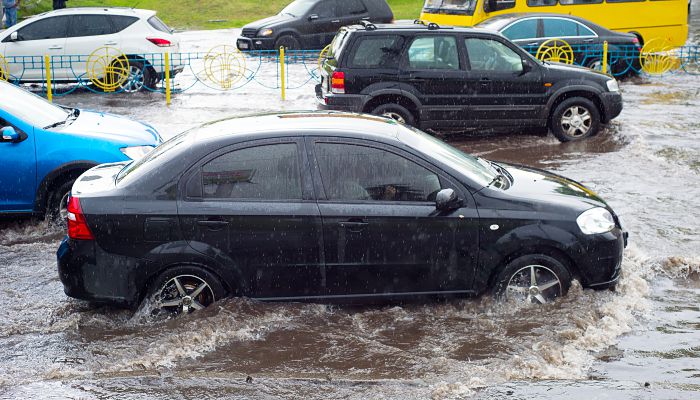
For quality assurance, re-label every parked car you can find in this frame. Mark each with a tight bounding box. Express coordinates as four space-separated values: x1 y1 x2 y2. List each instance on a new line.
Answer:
475 13 642 76
0 81 162 220
236 0 393 51
57 112 626 315
0 7 182 92
316 22 623 142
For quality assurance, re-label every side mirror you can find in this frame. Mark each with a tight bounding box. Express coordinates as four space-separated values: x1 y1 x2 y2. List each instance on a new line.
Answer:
10 31 19 41
308 14 319 21
1 126 20 143
521 59 533 74
435 188 461 211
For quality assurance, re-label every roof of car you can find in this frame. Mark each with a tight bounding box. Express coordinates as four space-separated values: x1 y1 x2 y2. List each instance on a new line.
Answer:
346 21 500 36
191 111 402 142
37 7 156 18
477 13 601 29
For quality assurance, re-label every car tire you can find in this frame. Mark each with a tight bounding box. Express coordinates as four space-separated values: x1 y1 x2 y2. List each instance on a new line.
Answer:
549 97 601 142
493 254 572 304
275 35 301 50
150 265 227 315
119 60 154 93
586 58 612 75
371 103 416 126
46 178 75 227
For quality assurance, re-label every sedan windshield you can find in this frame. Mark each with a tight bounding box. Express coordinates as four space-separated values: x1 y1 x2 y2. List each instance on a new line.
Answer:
280 0 315 17
423 0 477 15
0 82 69 128
398 125 498 188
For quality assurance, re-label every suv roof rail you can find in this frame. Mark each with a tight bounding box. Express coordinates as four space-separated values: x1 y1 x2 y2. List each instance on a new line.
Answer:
413 19 441 30
359 20 377 31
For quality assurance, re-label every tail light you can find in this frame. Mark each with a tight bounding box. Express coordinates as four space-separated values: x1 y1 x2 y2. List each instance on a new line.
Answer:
147 37 172 47
632 37 641 49
331 71 345 94
67 196 94 240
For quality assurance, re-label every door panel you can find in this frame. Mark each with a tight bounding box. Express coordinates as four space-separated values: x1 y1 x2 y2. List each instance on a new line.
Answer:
5 16 70 81
64 14 121 81
0 117 36 211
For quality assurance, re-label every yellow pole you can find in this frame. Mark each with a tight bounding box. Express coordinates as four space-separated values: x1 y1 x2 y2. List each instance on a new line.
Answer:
44 55 53 103
280 46 286 101
602 41 608 75
165 53 171 106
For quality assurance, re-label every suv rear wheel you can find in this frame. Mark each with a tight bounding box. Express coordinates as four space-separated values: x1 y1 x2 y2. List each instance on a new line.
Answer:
46 178 75 227
549 97 601 142
371 103 415 126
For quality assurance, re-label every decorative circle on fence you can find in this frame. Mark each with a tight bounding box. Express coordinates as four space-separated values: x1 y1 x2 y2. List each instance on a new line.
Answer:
0 55 8 81
536 39 574 64
202 45 246 90
86 47 130 91
640 39 680 75
318 44 331 72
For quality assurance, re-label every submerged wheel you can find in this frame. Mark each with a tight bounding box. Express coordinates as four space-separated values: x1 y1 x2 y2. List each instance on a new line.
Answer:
119 61 154 92
47 178 75 227
152 266 226 315
371 103 415 126
494 254 572 304
549 97 600 142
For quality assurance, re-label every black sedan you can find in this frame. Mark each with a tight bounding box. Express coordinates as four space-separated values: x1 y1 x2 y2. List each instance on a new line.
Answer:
476 13 642 76
57 112 626 314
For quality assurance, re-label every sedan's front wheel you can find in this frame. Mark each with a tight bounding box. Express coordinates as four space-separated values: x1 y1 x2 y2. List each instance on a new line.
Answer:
151 266 227 315
494 254 572 304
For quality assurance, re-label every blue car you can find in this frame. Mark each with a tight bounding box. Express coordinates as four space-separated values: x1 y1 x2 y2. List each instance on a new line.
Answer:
0 81 162 220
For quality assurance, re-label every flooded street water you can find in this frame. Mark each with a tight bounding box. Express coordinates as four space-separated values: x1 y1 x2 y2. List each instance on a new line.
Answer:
1 9 699 400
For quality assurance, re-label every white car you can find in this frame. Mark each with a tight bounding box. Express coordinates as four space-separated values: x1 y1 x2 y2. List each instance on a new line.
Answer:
0 7 182 91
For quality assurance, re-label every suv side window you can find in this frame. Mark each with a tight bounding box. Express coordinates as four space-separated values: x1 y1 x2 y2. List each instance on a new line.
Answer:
202 143 302 200
110 15 139 32
17 16 70 41
338 0 367 16
502 19 538 40
311 0 336 19
464 38 523 73
315 143 442 202
68 15 114 37
349 35 404 68
407 36 460 70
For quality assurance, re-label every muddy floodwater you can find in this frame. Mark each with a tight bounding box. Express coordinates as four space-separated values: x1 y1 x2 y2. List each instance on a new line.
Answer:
1 10 699 400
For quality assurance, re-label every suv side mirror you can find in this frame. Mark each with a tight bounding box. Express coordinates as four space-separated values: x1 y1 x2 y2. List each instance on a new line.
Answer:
308 14 319 21
521 59 533 74
435 188 461 211
1 126 20 143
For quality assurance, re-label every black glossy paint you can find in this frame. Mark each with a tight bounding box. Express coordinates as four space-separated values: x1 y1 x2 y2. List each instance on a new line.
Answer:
57 113 625 307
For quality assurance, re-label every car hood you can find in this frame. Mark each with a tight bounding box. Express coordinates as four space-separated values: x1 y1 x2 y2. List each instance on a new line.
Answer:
56 110 162 146
543 61 610 79
242 14 294 31
501 163 608 212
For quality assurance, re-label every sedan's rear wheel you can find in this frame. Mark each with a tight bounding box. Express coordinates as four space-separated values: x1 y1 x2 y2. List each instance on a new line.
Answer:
371 103 415 126
494 254 572 304
152 266 226 315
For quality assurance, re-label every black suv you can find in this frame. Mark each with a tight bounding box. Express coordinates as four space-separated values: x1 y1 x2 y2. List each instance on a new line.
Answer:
236 0 393 51
316 22 624 142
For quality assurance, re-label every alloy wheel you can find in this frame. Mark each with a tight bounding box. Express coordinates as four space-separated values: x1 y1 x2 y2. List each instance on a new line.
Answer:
121 65 145 92
560 106 592 138
381 111 406 124
156 274 216 314
58 191 70 222
505 264 562 304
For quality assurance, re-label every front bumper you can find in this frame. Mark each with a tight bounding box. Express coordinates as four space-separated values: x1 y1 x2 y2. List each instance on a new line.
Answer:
600 91 623 122
57 237 150 307
236 36 275 51
315 84 367 112
578 228 627 290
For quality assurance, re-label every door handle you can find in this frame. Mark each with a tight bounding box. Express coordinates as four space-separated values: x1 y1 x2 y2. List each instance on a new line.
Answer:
197 220 229 230
583 39 595 43
104 41 118 46
339 220 368 232
526 42 539 47
331 19 340 23
479 77 491 85
48 46 63 50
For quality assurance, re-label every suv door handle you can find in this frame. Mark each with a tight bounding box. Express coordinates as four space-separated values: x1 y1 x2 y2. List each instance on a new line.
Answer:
197 219 229 230
339 219 368 232
104 41 118 46
48 46 63 50
331 19 341 23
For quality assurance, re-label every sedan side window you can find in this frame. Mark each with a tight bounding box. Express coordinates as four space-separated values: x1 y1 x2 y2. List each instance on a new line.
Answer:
202 143 302 200
315 143 442 202
502 19 539 41
17 16 70 41
68 15 115 37
542 19 579 37
407 36 460 70
464 38 523 73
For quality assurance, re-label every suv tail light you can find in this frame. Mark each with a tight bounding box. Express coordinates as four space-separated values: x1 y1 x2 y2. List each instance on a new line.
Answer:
331 71 345 94
147 37 172 47
67 196 94 240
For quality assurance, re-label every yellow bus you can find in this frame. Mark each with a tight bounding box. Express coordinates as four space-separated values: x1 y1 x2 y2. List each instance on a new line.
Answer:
419 0 689 47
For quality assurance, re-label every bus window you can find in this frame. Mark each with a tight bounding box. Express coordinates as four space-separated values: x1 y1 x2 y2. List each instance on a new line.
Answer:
502 19 539 40
484 0 517 12
424 0 478 14
526 0 558 6
606 0 644 2
560 0 603 4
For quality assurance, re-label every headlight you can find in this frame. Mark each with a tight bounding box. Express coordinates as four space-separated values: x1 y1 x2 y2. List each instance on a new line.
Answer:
259 28 273 37
606 79 619 92
576 207 615 235
120 145 155 160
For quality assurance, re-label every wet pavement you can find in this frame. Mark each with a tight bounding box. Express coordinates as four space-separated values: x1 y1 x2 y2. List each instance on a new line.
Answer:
1 9 699 400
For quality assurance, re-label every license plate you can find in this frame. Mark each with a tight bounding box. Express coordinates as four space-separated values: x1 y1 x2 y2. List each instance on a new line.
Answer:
238 41 249 49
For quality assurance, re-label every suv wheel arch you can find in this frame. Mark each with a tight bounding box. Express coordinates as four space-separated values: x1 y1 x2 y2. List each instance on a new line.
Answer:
546 88 607 123
362 93 421 124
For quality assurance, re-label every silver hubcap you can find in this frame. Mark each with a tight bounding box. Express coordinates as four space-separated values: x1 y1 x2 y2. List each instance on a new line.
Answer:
121 65 145 92
381 111 406 123
560 106 592 138
505 265 562 304
156 275 215 314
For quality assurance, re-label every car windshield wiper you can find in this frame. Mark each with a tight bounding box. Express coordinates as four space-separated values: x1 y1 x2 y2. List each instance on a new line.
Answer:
44 108 79 130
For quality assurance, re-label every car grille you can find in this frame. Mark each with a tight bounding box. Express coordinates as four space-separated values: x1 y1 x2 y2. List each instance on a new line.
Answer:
241 28 257 38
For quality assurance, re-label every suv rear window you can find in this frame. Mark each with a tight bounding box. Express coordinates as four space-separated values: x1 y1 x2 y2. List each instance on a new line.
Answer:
148 16 171 33
326 29 350 68
111 15 139 32
350 35 404 68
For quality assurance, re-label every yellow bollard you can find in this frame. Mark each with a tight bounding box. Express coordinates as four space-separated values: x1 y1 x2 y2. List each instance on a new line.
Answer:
602 41 608 75
44 55 52 103
165 53 171 106
280 46 286 101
